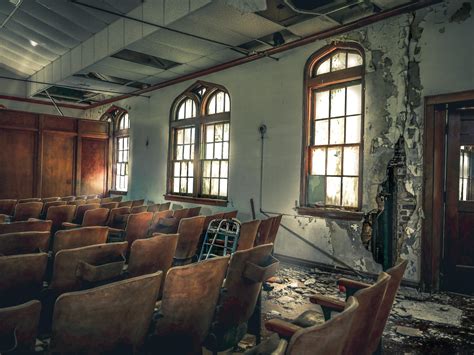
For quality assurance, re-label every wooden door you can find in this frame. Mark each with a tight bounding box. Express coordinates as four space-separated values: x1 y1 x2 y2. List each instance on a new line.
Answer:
80 138 108 195
41 132 75 197
444 110 474 294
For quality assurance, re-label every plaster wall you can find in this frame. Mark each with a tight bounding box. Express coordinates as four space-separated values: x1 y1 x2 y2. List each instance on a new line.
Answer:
85 0 473 283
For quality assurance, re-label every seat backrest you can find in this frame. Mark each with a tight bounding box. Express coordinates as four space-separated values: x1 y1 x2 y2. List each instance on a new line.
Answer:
0 231 50 255
0 253 48 307
254 218 273 246
147 204 160 213
266 215 282 244
237 220 262 251
111 196 123 202
131 205 148 214
342 272 390 355
101 202 119 210
100 197 113 204
51 272 162 353
131 199 145 207
124 212 153 247
107 206 131 227
0 199 17 215
46 205 76 234
172 208 190 220
149 210 174 234
86 198 101 204
73 203 99 224
187 206 201 217
128 234 178 278
60 196 75 202
42 197 60 203
52 226 109 254
223 210 238 219
202 212 225 234
367 260 408 353
0 300 42 353
214 244 276 328
49 242 128 294
0 220 52 234
42 201 66 217
86 194 98 200
82 208 109 227
118 201 133 208
13 202 43 221
68 199 86 206
18 198 41 203
159 202 171 211
175 216 206 260
154 256 230 351
75 195 87 200
288 297 359 355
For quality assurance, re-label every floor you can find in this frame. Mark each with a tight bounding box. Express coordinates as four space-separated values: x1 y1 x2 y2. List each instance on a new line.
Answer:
240 263 474 354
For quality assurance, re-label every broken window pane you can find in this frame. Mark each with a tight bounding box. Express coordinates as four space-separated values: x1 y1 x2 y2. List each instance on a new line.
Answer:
330 88 345 117
326 176 341 205
311 147 326 175
342 177 358 207
315 90 329 119
314 120 329 145
343 146 359 176
327 147 342 175
330 117 344 145
346 84 362 115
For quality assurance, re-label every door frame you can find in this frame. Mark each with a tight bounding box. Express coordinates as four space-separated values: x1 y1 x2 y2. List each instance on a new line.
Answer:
422 89 474 291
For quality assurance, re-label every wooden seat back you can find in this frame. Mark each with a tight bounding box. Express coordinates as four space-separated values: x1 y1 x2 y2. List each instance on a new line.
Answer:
175 216 206 261
18 198 41 203
0 253 48 307
172 208 190 220
367 260 408 353
159 202 171 211
101 202 119 210
0 231 50 255
131 199 145 207
13 202 43 221
123 212 153 247
60 196 75 202
67 199 86 206
149 210 174 234
202 212 225 234
42 197 60 203
107 206 131 228
51 272 162 353
237 220 262 251
288 297 359 355
131 205 147 214
82 208 109 227
41 201 66 218
153 256 229 354
146 204 160 213
46 205 76 234
73 203 99 224
0 300 41 353
118 201 133 208
254 218 273 246
49 242 128 294
266 215 282 244
52 226 109 254
223 210 238 219
0 220 52 234
0 199 16 215
187 206 201 217
86 198 101 204
86 194 98 200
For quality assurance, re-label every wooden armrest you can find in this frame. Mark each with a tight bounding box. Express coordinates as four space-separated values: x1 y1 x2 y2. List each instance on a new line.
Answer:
108 227 125 234
265 318 302 339
62 222 79 229
309 294 345 312
337 278 371 291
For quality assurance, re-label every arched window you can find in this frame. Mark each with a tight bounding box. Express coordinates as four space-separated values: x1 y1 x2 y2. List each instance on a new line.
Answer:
101 107 130 193
167 82 231 204
301 44 364 211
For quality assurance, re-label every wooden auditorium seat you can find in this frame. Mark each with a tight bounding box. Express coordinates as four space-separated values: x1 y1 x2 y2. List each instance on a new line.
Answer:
159 202 171 211
223 210 238 219
62 207 109 229
0 300 42 353
146 203 161 213
100 201 119 210
60 196 75 202
150 256 229 354
50 272 161 354
108 212 153 252
45 205 76 235
86 198 101 204
237 220 262 251
72 203 100 224
0 231 50 255
118 200 133 208
67 199 86 206
187 206 202 217
148 210 173 235
86 194 99 200
0 220 52 234
254 215 281 246
153 208 190 234
0 199 16 216
107 206 131 229
12 202 43 221
18 198 41 203
52 226 109 255
173 215 206 265
0 253 48 307
131 199 145 207
41 196 60 203
131 205 148 214
41 200 66 219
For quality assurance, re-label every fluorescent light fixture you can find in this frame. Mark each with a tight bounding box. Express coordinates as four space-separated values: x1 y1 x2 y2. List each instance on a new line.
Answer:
9 0 21 6
29 40 38 47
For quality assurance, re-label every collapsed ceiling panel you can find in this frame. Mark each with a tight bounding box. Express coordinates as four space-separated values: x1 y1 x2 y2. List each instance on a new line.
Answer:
126 39 202 66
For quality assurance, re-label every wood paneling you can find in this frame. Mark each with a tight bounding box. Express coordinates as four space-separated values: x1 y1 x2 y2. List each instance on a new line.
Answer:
41 133 75 197
0 109 112 199
80 138 108 195
0 129 36 198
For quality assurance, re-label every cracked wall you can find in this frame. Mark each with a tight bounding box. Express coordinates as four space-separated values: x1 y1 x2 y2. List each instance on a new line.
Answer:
83 0 474 283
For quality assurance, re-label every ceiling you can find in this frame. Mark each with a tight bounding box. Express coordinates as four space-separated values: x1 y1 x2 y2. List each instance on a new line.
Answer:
0 0 417 106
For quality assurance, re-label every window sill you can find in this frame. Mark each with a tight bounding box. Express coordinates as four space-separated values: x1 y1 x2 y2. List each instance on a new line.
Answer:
109 190 128 196
164 194 228 207
297 206 364 221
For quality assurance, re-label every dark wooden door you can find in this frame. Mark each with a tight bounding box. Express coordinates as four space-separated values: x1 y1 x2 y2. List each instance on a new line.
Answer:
444 110 474 294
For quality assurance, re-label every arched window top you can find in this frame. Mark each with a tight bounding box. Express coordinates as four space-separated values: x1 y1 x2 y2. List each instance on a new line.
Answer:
118 113 130 130
177 97 197 120
207 90 230 115
313 49 363 77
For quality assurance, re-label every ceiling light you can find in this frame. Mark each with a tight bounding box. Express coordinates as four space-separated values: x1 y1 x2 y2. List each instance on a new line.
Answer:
29 40 38 47
9 0 21 6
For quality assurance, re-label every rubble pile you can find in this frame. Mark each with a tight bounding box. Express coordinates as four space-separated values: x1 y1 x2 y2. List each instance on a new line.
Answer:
261 263 474 354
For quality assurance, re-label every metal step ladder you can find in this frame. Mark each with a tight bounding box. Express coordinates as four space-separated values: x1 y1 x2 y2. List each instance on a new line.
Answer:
198 218 241 261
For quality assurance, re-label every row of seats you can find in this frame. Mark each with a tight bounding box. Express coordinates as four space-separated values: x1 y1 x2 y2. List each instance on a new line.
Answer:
0 242 279 353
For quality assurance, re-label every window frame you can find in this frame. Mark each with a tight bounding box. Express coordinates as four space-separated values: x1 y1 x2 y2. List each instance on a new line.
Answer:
299 43 365 219
165 81 231 206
